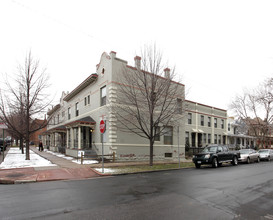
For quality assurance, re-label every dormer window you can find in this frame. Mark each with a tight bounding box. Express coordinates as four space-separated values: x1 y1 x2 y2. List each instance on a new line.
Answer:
102 68 105 75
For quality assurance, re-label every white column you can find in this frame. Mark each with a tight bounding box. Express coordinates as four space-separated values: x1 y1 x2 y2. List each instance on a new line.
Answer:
71 128 74 148
78 126 81 149
66 129 69 148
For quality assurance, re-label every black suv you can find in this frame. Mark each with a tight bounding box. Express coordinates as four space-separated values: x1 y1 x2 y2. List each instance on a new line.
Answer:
192 145 239 168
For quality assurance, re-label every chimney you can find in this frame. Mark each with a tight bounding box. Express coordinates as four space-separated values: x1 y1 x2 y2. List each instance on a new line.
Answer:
110 51 116 59
164 68 170 78
134 56 141 69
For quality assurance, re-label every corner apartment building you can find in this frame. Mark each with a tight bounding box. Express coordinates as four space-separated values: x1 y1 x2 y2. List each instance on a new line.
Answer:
185 100 228 147
44 51 185 160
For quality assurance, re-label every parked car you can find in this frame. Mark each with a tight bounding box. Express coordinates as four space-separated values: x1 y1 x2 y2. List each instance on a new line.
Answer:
238 149 260 163
258 149 273 161
192 145 240 168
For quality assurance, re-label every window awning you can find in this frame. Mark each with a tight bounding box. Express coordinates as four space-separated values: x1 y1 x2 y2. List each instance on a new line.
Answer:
65 116 96 127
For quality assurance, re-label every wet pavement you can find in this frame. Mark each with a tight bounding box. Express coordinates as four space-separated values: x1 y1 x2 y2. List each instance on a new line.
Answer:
0 147 102 184
1 161 272 219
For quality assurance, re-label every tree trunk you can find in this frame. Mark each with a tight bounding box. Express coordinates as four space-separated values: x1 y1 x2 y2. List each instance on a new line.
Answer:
149 138 154 166
20 137 24 154
25 141 30 160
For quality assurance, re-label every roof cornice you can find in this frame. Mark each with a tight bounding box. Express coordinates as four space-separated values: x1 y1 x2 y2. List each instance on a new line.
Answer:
63 73 98 101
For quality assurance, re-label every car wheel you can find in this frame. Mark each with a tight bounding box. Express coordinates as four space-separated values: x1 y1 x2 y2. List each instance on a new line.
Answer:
268 156 271 162
247 157 250 164
232 156 238 166
195 163 201 169
212 158 218 168
257 157 260 163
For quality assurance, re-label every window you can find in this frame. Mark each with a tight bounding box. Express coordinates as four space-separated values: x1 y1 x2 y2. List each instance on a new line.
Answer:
200 115 204 126
214 134 217 144
188 113 192 124
228 123 231 131
218 135 221 144
57 114 59 124
208 117 211 127
208 134 211 144
165 153 172 157
221 119 224 129
164 126 173 145
85 95 90 106
68 107 71 120
100 86 106 106
154 127 160 141
75 102 79 117
176 98 182 114
214 118 217 128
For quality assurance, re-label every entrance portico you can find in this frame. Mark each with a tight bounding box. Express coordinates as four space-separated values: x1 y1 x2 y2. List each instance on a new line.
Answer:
65 116 96 157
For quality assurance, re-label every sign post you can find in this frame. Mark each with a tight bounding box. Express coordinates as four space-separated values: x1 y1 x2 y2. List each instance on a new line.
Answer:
100 120 106 173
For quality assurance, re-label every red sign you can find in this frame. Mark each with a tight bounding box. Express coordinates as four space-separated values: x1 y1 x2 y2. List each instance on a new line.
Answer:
100 120 106 134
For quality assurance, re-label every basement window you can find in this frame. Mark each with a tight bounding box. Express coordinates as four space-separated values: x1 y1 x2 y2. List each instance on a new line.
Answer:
165 153 172 158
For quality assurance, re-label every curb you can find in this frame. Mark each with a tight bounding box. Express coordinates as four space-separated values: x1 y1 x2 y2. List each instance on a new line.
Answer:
0 178 15 184
90 168 112 176
93 166 195 176
15 179 37 184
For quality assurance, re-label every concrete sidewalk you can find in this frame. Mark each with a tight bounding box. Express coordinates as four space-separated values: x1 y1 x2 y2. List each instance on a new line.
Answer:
0 147 104 184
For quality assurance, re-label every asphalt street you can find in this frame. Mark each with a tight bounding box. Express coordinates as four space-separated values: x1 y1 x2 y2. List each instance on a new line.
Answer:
0 162 272 220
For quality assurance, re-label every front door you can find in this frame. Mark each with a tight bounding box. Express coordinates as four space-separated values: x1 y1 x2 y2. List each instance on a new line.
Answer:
82 127 93 149
198 133 202 147
191 133 196 147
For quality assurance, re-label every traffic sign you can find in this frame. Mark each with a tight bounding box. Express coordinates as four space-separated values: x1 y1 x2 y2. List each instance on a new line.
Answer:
100 120 106 134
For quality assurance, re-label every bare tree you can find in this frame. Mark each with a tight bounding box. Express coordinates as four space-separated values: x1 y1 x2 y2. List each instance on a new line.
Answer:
112 45 185 166
230 78 273 148
0 51 51 160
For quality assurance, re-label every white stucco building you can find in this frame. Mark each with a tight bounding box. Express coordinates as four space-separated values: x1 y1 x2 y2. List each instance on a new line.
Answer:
44 51 186 161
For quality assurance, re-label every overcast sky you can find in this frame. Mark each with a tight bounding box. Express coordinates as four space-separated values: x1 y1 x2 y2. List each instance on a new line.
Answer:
1 0 273 114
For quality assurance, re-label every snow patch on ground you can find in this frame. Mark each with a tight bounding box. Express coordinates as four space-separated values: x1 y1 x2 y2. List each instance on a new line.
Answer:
44 149 99 165
0 148 57 169
94 168 118 174
72 159 99 164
